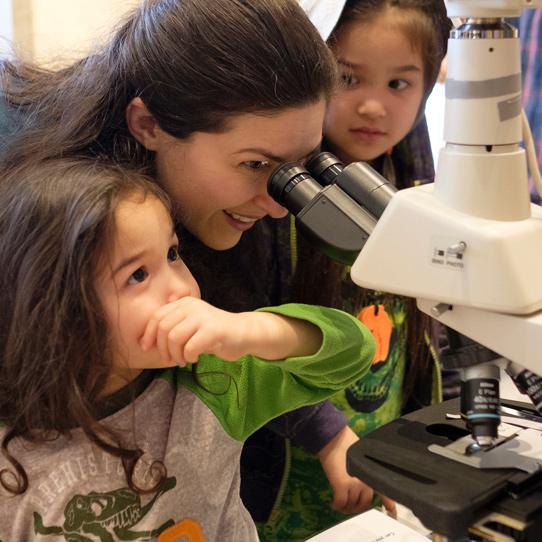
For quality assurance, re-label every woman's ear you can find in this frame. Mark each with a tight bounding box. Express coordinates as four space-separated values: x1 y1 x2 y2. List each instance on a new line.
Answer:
126 97 161 151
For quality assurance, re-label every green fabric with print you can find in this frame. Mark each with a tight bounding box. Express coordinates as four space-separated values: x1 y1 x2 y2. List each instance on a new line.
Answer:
256 301 407 542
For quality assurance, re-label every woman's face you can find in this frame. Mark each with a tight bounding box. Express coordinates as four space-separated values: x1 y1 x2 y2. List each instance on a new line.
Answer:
324 11 425 166
153 101 326 250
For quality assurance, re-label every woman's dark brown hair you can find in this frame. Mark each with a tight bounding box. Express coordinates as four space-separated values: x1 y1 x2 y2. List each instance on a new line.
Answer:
0 158 170 495
0 0 339 171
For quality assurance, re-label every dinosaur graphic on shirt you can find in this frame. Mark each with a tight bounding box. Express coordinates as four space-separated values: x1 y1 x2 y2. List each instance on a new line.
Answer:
33 476 176 541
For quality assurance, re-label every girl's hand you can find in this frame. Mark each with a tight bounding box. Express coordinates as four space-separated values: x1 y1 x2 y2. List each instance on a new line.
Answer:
318 426 396 515
140 297 321 365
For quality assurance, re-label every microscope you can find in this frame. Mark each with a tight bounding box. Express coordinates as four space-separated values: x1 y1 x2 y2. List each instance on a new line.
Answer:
268 1 542 539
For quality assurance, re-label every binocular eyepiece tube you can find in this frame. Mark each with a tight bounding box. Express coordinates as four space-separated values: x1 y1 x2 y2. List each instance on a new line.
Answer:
267 152 397 265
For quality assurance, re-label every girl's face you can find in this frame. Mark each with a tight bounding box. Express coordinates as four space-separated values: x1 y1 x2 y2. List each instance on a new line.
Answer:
153 102 326 250
324 11 425 166
95 194 200 393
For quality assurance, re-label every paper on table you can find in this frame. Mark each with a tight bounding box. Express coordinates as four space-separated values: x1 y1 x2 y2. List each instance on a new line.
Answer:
305 508 431 541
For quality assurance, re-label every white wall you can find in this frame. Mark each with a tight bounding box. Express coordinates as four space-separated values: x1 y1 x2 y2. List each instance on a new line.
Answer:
7 0 138 64
0 0 14 56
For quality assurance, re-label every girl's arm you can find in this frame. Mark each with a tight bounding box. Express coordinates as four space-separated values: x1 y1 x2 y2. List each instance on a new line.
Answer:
168 301 375 442
140 296 322 366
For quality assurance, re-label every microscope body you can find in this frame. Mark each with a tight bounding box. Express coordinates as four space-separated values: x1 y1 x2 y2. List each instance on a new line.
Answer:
351 6 542 363
350 4 542 538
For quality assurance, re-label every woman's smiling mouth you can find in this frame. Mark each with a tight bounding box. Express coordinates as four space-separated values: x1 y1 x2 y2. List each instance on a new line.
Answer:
224 211 259 230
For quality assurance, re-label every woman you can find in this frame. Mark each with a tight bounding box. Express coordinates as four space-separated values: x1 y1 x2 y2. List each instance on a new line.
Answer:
0 0 382 529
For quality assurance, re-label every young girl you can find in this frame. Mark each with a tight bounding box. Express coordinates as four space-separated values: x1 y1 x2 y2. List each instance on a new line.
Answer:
0 158 376 541
251 0 452 539
0 0 383 524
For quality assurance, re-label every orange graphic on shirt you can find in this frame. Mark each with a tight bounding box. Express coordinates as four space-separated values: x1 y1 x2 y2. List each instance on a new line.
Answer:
158 519 205 541
358 304 392 369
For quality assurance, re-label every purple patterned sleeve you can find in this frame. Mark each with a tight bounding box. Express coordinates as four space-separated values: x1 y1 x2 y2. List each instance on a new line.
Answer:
266 400 350 455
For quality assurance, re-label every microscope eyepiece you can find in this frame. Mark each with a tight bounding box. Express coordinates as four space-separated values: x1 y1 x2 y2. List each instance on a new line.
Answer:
267 162 322 215
305 152 344 186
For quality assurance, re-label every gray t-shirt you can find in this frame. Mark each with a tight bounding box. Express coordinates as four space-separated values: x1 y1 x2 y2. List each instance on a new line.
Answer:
0 304 375 541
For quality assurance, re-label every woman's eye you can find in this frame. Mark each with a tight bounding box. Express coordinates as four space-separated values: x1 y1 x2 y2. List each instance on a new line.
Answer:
167 246 179 262
341 73 358 86
243 160 270 170
128 267 148 285
389 79 409 90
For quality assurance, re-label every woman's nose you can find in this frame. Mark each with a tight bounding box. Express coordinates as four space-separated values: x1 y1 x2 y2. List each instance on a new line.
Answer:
253 182 289 219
